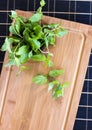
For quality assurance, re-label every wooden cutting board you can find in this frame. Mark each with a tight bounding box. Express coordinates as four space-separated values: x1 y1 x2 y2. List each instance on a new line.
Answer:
0 10 92 130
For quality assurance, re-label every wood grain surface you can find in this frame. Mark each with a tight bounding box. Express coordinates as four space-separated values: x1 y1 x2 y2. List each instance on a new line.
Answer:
0 10 92 130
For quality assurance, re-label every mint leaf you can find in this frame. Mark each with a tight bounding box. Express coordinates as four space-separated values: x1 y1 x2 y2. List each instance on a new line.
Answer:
52 82 70 99
29 13 42 22
52 84 64 99
28 51 33 59
1 37 12 53
5 57 20 67
32 75 48 84
23 28 30 42
15 19 21 33
48 80 59 91
46 60 54 67
19 53 29 64
31 54 46 61
33 24 42 38
9 24 17 35
9 36 20 43
40 0 46 7
30 39 41 51
11 11 17 19
55 28 68 37
49 69 64 77
15 57 20 66
16 45 29 55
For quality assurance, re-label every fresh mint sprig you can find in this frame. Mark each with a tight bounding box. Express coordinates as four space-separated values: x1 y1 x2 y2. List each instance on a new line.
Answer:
1 0 67 68
32 69 70 99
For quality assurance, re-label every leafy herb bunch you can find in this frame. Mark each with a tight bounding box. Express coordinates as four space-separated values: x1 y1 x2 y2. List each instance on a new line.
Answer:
1 0 67 67
1 0 69 99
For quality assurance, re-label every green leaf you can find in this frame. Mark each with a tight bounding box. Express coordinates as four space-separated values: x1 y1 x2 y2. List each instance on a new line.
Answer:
15 57 20 66
28 51 33 59
1 37 12 53
32 75 48 84
30 39 41 51
9 36 20 43
8 52 15 59
9 24 17 35
37 7 42 14
5 55 20 67
46 60 54 67
55 28 68 37
18 16 27 23
47 24 59 29
29 13 42 22
49 69 64 77
45 35 55 46
52 82 69 99
44 29 54 36
16 45 29 55
52 84 64 99
33 24 42 38
15 19 21 33
40 0 46 7
23 28 41 50
11 11 17 19
19 53 29 64
48 80 59 91
23 28 30 42
31 54 46 61
49 37 55 45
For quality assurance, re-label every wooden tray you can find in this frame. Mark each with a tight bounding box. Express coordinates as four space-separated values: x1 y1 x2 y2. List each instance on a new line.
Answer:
0 10 92 130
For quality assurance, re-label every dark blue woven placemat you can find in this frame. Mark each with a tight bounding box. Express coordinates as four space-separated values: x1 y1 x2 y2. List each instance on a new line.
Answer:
0 0 92 129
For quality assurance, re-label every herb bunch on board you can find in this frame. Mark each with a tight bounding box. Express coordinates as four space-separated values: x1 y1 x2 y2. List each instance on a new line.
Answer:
1 0 69 99
1 0 67 67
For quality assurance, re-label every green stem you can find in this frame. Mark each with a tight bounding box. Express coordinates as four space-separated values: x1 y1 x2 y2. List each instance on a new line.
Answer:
14 40 23 53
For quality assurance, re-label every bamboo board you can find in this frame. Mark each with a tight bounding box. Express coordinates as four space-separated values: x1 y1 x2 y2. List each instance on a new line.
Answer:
0 10 92 130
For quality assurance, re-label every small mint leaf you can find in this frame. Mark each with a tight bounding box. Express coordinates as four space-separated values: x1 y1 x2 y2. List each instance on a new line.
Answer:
31 54 46 62
32 75 48 85
11 11 17 19
29 13 42 22
1 37 12 53
48 80 59 91
40 0 46 7
49 69 64 77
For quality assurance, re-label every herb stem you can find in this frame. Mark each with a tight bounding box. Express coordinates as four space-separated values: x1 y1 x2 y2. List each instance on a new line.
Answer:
39 49 49 54
51 26 62 32
14 40 23 53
